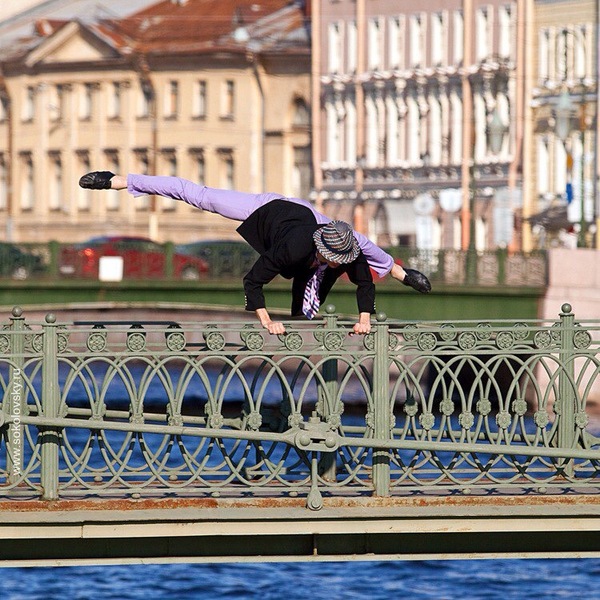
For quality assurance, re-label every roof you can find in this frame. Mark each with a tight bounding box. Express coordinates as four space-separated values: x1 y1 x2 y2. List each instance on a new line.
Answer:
0 0 309 63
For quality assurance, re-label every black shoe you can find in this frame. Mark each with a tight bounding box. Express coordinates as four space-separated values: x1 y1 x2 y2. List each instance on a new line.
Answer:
78 171 115 190
402 269 431 294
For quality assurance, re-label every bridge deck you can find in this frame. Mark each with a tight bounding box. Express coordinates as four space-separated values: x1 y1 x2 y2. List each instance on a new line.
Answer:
1 495 600 565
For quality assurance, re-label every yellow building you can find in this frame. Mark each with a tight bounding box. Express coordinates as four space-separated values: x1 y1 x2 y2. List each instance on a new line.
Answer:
0 0 311 243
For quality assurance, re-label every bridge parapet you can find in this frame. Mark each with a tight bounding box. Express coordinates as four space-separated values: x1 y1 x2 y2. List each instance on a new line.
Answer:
0 303 599 510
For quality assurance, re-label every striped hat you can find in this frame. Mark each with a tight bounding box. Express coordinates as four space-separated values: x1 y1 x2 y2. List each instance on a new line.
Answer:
313 220 360 264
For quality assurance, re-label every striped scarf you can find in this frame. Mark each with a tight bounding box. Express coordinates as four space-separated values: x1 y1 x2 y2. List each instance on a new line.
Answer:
302 263 327 319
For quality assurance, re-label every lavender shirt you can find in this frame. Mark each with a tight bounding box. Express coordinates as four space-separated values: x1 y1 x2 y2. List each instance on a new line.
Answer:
127 174 394 276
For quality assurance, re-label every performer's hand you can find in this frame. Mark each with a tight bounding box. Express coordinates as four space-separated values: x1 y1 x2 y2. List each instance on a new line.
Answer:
264 321 286 335
351 313 371 335
256 308 286 335
78 171 116 189
402 269 432 294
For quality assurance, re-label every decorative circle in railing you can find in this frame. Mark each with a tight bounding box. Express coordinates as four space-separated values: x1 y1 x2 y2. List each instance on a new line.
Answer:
419 412 435 430
32 333 42 353
458 331 477 350
284 331 304 351
402 324 419 342
476 322 492 341
417 332 437 351
439 399 454 416
205 331 225 351
0 334 9 353
534 410 549 428
326 413 341 429
573 329 592 350
496 411 512 429
245 331 265 351
127 331 146 352
403 401 418 417
313 326 325 344
57 327 69 353
534 330 552 349
208 413 224 429
476 398 492 416
513 322 529 341
459 411 475 429
496 331 515 350
439 323 457 341
365 411 374 429
575 411 589 429
87 331 107 352
363 332 400 351
165 324 186 352
246 411 263 431
512 398 528 416
551 322 561 341
323 331 344 351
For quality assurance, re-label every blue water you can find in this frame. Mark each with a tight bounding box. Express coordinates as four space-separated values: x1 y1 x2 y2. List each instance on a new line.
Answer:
2 560 600 599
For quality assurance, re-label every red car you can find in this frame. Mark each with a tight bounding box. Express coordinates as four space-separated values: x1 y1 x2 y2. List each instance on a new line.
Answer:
59 236 209 280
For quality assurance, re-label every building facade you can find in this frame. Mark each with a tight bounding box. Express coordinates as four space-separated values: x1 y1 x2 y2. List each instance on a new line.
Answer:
528 0 599 250
0 0 311 243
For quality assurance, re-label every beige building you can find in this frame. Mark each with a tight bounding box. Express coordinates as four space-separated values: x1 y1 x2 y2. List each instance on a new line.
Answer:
312 0 599 252
0 0 311 243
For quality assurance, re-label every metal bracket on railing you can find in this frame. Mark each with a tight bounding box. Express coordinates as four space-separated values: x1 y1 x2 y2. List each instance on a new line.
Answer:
293 412 339 452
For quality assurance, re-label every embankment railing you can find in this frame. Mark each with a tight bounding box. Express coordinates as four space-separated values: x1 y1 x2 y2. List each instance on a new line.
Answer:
1 303 598 509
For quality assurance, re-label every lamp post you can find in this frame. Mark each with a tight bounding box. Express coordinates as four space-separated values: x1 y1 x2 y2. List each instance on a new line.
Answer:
555 89 588 248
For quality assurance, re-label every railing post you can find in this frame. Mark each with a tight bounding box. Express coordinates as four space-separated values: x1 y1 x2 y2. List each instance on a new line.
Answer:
557 303 576 476
6 307 25 484
317 305 338 480
372 312 390 496
40 313 60 500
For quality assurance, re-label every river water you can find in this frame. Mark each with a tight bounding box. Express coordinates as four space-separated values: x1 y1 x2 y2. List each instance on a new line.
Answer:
2 559 600 599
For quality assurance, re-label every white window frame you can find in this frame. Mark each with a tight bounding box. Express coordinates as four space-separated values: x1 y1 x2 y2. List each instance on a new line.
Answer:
453 10 464 65
193 80 207 118
328 22 342 74
476 6 492 62
347 20 357 74
431 12 446 67
368 17 383 71
388 16 404 70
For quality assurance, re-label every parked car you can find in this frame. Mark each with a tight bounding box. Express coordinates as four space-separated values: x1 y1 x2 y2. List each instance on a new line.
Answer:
0 242 45 280
59 236 209 280
175 240 258 277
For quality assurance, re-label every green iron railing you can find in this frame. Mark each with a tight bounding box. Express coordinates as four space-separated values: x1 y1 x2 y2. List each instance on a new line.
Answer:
0 241 547 288
0 303 598 509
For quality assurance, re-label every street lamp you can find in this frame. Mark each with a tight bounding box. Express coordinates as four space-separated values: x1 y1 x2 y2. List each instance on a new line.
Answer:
554 88 588 248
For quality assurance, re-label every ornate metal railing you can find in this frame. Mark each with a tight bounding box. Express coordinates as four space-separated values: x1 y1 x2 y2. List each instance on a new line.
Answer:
0 241 547 288
1 303 598 509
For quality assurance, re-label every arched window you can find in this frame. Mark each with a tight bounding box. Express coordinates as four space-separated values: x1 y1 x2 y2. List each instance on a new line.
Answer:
292 98 310 127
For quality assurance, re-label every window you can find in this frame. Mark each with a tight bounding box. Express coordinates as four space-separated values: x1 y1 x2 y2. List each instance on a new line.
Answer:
292 146 311 199
409 14 424 69
221 80 234 119
22 86 35 121
388 16 404 70
104 151 120 211
328 22 342 74
80 83 94 120
431 13 445 67
453 10 464 65
476 7 491 62
368 18 383 71
108 82 121 119
161 151 177 210
345 99 357 165
193 80 207 118
50 85 64 122
0 95 7 122
133 149 150 211
138 81 153 118
20 153 34 210
165 80 179 118
450 89 462 164
48 152 62 211
347 21 357 73
538 29 550 81
292 98 310 127
77 151 91 211
190 149 205 183
498 4 513 59
536 136 549 196
218 149 234 189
